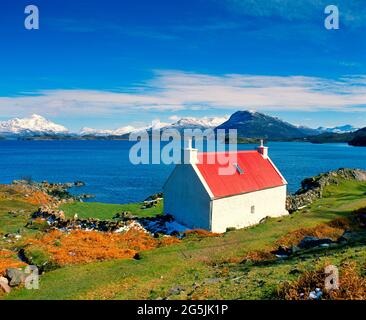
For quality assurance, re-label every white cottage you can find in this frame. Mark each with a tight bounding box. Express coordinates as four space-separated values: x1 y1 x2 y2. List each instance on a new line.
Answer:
163 141 288 233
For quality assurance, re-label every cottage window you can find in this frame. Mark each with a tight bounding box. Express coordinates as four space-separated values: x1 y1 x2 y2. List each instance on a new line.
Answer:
251 205 255 214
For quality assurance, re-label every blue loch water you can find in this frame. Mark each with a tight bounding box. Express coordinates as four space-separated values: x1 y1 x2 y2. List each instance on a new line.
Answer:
0 140 365 204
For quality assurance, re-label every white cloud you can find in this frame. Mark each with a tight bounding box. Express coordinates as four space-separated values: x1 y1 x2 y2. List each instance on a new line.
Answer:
0 71 365 118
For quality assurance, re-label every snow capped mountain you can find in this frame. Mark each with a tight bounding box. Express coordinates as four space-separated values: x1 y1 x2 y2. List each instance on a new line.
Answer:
114 126 138 135
162 116 228 131
0 114 68 136
80 125 136 136
80 121 170 136
0 114 227 138
137 120 171 133
79 127 114 136
317 125 359 134
0 113 360 140
79 117 227 137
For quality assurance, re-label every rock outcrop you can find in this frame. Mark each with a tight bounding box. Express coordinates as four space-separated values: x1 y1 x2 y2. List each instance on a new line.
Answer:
286 168 366 212
32 206 183 236
12 179 94 204
0 276 11 293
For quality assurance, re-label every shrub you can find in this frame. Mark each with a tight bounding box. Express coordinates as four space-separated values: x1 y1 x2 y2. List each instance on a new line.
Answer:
277 261 366 300
23 228 180 266
0 250 27 276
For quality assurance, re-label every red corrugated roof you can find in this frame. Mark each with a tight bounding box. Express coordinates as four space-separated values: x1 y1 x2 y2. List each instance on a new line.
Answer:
196 151 286 199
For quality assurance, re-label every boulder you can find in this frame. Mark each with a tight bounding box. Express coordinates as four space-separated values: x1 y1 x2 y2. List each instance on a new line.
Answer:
298 236 333 249
0 276 8 285
271 246 292 257
168 285 185 296
6 268 27 287
0 277 11 293
144 193 163 201
308 288 323 300
337 231 364 243
74 181 85 187
113 211 134 221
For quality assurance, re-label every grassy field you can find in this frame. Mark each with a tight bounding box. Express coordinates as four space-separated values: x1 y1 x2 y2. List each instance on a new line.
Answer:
60 201 163 220
0 200 35 235
0 186 39 251
2 179 366 300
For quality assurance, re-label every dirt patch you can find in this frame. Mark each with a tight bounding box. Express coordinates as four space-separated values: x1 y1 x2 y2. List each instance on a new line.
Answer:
23 228 180 267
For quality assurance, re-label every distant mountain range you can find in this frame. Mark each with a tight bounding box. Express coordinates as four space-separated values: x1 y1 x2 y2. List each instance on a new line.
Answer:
215 111 364 144
0 112 363 145
216 110 320 139
79 116 227 137
0 114 68 136
0 114 228 139
316 124 359 134
79 126 136 137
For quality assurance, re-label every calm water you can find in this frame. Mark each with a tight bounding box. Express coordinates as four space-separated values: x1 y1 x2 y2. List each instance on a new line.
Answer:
0 140 365 203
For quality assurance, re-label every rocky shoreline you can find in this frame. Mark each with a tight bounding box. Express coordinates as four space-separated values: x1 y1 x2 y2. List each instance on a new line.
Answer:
12 179 95 204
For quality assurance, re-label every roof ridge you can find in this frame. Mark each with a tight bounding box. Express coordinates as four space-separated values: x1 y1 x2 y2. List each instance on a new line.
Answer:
198 150 258 155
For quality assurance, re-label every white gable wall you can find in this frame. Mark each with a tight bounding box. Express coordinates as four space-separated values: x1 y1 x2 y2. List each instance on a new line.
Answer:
164 164 212 230
211 185 288 233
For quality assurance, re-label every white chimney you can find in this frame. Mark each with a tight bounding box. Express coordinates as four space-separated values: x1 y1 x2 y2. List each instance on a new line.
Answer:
182 138 198 164
257 139 268 159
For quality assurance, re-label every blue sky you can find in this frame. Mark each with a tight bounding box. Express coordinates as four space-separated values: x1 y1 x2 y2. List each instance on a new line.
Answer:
0 0 365 131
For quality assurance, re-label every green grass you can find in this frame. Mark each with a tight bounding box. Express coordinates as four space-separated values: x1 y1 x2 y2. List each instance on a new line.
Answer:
60 201 163 220
0 186 41 252
4 179 366 300
0 200 35 235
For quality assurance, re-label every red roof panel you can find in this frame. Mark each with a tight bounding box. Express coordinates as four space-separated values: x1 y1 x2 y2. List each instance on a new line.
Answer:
196 151 286 198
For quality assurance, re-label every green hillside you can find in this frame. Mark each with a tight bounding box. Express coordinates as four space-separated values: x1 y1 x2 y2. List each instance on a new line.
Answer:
2 178 366 300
